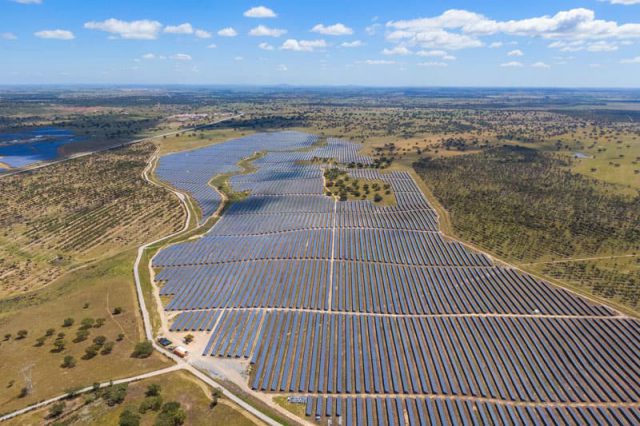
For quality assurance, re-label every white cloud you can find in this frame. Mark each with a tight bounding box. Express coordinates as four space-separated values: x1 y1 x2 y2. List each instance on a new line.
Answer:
620 56 640 63
244 6 277 18
11 0 42 4
164 23 193 34
142 53 156 59
586 41 618 51
418 61 448 67
341 40 363 48
277 64 288 71
489 41 503 48
1 32 18 40
508 49 524 56
382 46 412 55
218 27 238 37
365 23 382 36
207 43 217 49
386 8 640 52
281 39 327 52
84 19 162 40
171 53 192 61
532 61 551 68
234 56 244 61
364 59 395 65
195 29 212 39
311 23 353 36
249 25 287 37
34 29 74 40
500 61 523 67
259 42 274 50
416 49 447 57
606 0 640 4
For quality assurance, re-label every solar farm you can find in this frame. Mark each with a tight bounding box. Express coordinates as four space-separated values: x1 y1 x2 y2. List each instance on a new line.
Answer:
153 131 640 425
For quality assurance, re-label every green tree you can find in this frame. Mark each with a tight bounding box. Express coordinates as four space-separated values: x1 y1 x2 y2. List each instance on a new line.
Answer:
61 355 76 368
131 341 153 358
119 408 141 426
48 402 65 419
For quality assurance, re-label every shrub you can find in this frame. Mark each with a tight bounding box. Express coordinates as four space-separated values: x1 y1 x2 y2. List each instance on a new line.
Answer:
103 383 128 406
146 383 161 397
52 339 66 353
61 355 76 368
95 318 106 328
18 387 29 398
101 341 115 355
3 333 11 341
119 408 140 426
48 402 65 419
116 333 125 342
139 395 163 413
112 307 123 315
62 318 75 328
16 330 28 340
45 328 55 337
184 334 194 344
74 329 90 343
80 318 95 330
374 193 383 203
83 345 99 360
131 341 153 358
155 401 186 426
35 337 46 347
93 335 107 346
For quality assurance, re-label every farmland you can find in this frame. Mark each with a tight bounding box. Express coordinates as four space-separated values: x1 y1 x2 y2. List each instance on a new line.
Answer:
150 131 640 425
0 142 185 296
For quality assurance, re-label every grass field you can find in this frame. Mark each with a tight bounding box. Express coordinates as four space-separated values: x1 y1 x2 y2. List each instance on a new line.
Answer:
0 251 170 415
4 370 258 426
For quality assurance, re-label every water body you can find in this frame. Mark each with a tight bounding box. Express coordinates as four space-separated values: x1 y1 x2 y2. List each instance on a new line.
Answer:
0 127 82 170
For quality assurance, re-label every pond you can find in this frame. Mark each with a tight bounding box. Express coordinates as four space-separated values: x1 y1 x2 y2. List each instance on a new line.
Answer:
0 127 82 170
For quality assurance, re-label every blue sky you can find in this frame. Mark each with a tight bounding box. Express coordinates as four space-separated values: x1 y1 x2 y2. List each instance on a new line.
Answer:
1 0 640 86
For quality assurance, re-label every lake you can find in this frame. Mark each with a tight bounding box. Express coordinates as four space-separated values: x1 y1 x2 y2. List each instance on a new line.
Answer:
0 127 82 170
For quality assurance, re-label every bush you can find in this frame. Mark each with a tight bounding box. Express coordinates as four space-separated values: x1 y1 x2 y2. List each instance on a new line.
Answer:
95 318 106 328
184 334 194 344
48 402 65 419
83 345 100 360
113 307 123 315
374 193 383 203
18 387 29 398
146 383 161 397
35 337 46 347
131 341 153 358
116 333 125 341
93 335 107 346
103 383 128 406
52 339 66 353
16 330 28 340
155 401 186 426
119 408 141 426
3 333 11 341
80 318 95 330
45 328 55 337
61 355 76 368
139 395 163 413
101 341 115 355
62 318 75 328
74 329 90 343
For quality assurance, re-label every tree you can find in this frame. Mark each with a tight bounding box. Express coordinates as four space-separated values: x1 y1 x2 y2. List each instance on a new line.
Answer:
139 395 163 413
52 339 66 353
93 335 107 346
18 387 29 398
104 383 128 406
84 345 99 359
48 402 65 419
74 329 90 343
3 333 11 341
80 318 95 330
62 318 75 328
146 384 162 397
101 341 115 355
184 334 194 345
16 330 28 340
112 307 123 315
45 328 55 337
119 408 141 426
131 341 153 358
35 337 46 347
61 355 76 368
95 318 106 328
155 402 186 426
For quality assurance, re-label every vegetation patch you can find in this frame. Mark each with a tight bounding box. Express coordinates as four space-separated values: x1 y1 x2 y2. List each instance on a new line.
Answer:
323 168 396 206
414 146 639 309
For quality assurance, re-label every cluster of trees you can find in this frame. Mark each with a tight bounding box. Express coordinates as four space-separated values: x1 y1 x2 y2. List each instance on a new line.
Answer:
324 169 391 203
415 145 640 307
